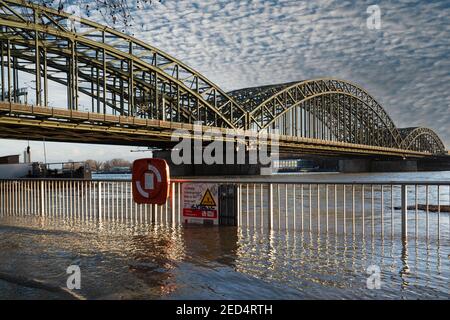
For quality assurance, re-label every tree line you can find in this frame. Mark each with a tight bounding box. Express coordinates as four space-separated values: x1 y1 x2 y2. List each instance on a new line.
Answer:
84 158 132 172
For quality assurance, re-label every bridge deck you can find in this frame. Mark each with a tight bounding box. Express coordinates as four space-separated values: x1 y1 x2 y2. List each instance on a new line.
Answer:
0 102 434 158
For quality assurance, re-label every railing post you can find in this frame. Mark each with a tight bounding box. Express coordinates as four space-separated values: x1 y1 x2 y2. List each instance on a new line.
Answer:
268 184 273 230
401 184 407 240
40 180 45 217
97 181 102 221
236 184 241 226
0 181 3 217
171 182 176 226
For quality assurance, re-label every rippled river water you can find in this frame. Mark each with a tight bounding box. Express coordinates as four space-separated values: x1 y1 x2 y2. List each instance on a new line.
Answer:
0 172 449 299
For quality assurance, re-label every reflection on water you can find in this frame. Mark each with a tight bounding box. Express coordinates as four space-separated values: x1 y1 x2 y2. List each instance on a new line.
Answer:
0 216 448 299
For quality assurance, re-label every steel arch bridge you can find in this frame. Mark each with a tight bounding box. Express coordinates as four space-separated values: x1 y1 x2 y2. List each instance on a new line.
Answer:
0 0 447 157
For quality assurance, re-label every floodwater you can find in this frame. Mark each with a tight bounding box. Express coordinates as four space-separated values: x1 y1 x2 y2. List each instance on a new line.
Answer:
93 170 450 183
0 171 449 300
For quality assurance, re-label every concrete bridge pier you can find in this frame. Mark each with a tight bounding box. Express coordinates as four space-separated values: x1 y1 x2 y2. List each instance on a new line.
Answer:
338 159 371 173
338 159 418 173
152 150 268 176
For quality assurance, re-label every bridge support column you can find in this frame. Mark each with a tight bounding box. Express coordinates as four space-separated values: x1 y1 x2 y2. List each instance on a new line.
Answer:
152 150 194 176
152 150 269 176
338 159 418 173
371 160 417 172
417 158 450 171
338 159 371 173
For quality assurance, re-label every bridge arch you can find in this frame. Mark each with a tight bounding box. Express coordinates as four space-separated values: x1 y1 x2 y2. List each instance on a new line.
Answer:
0 0 246 128
400 127 446 154
233 79 402 148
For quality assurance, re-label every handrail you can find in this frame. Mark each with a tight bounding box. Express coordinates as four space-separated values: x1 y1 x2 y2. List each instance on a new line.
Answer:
0 178 449 185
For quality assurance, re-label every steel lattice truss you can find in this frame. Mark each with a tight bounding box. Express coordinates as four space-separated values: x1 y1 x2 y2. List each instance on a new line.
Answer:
230 80 403 148
0 0 446 155
399 127 446 155
231 80 446 154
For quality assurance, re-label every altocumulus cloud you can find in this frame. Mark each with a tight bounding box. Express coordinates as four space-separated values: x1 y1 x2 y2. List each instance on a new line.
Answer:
1 0 449 161
88 0 450 146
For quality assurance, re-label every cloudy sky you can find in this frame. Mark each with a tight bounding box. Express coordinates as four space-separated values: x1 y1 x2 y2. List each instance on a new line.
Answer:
1 0 449 162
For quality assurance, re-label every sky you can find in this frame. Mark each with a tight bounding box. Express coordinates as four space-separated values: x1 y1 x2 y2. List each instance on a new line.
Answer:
0 0 449 162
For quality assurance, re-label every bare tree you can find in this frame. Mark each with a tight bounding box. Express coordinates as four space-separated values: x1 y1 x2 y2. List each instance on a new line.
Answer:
102 158 131 171
102 160 112 172
40 0 160 30
110 158 131 168
85 159 103 171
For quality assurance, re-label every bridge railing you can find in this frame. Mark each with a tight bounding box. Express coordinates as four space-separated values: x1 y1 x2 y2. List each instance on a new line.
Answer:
0 179 448 241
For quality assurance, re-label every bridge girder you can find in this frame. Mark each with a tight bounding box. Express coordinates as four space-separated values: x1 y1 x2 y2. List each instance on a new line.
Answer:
0 0 247 128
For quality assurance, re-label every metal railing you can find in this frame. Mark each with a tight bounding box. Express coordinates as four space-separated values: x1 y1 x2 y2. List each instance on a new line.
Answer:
233 181 449 240
0 179 448 241
0 180 180 225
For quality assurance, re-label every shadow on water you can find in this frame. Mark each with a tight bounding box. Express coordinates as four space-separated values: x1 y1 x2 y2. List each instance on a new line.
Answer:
0 224 76 237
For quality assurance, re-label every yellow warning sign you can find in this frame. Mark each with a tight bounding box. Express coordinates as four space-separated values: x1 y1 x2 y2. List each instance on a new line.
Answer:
200 189 216 206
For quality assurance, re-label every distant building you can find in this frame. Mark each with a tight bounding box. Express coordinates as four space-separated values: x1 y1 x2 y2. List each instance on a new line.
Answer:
0 154 20 164
0 154 31 178
110 166 131 173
